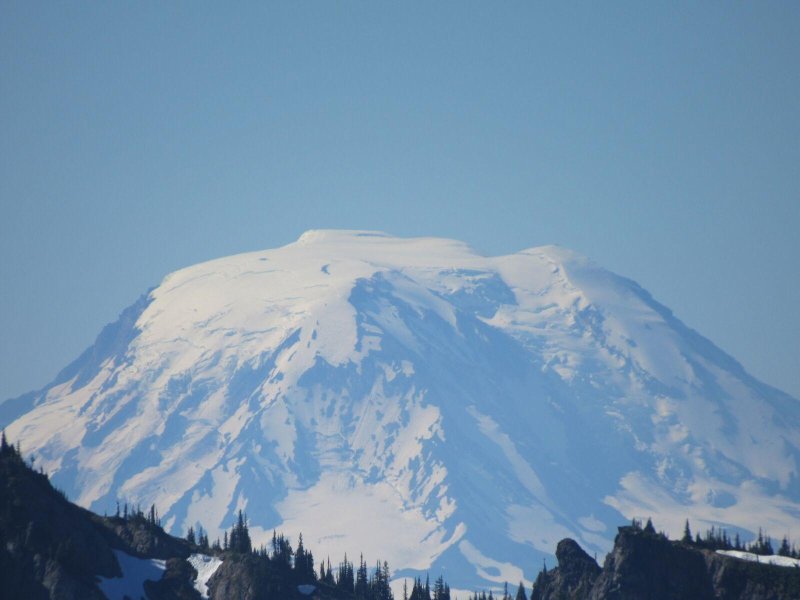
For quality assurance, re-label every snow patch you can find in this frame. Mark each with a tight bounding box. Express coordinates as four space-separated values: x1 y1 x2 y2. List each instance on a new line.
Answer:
187 554 223 599
717 550 800 568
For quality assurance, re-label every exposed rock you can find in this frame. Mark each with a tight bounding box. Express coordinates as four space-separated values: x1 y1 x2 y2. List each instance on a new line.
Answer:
532 526 800 600
100 516 191 560
144 557 203 600
588 527 715 599
531 538 600 600
207 554 271 600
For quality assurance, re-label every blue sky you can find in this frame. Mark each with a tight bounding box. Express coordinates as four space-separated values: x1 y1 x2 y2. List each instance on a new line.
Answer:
1 2 798 400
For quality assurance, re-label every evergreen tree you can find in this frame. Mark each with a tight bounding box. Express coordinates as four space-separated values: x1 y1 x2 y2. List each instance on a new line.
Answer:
228 510 252 554
337 554 354 593
682 519 692 543
186 526 196 545
515 581 527 600
197 526 209 552
409 577 430 600
779 536 791 557
644 518 656 534
433 575 446 600
355 554 368 599
324 557 335 585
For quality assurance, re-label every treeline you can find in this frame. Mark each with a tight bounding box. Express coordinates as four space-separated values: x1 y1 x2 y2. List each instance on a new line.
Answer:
679 518 800 558
466 582 530 600
182 509 453 600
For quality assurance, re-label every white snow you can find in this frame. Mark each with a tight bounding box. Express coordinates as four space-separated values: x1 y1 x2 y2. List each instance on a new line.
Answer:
717 550 800 568
6 229 800 591
187 554 223 599
97 550 166 600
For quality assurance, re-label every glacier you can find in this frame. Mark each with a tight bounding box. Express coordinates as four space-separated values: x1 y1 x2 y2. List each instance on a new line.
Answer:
3 229 800 589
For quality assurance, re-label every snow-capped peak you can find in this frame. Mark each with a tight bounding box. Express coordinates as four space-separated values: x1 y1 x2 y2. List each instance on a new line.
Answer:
4 231 799 590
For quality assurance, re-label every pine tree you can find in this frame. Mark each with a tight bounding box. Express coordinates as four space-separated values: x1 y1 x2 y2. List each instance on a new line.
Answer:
433 575 446 600
644 518 656 534
682 519 692 543
337 554 354 593
186 526 196 545
515 581 528 600
779 536 791 557
355 554 368 599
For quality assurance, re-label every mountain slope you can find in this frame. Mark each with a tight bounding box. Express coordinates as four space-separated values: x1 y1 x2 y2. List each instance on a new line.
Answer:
4 230 800 589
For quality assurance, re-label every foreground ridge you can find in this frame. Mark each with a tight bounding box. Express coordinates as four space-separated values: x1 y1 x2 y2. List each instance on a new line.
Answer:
0 435 446 600
529 522 800 600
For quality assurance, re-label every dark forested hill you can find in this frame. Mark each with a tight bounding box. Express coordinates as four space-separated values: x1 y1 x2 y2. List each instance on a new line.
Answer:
2 433 799 600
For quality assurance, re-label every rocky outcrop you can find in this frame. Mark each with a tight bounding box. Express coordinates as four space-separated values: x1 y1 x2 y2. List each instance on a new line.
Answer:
207 554 271 600
100 517 191 560
532 526 800 600
589 526 716 599
144 557 203 600
531 538 600 599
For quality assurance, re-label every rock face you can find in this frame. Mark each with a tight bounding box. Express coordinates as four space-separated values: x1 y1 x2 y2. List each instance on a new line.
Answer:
531 538 600 599
532 526 800 600
589 526 716 599
206 555 270 600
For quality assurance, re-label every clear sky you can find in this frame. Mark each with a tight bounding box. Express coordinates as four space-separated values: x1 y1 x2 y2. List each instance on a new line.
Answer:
1 2 798 401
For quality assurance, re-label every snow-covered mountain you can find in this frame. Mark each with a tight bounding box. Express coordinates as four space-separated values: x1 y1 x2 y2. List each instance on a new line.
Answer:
3 230 799 590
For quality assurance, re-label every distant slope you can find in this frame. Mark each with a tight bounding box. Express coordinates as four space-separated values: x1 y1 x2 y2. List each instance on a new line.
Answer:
4 230 800 589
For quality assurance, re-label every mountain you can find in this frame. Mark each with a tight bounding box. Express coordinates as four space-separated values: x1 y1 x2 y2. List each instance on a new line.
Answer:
3 230 800 590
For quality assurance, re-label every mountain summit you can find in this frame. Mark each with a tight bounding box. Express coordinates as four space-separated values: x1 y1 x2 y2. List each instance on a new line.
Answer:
4 230 799 589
